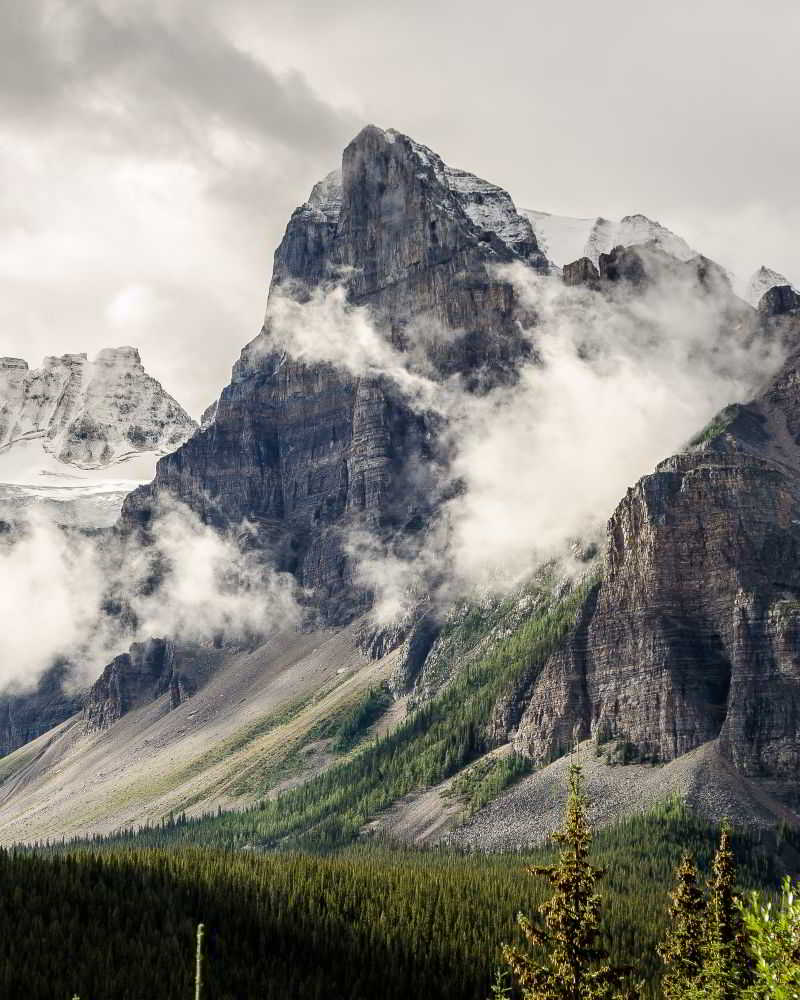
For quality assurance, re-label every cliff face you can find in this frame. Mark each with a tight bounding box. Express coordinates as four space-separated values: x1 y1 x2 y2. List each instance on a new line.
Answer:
83 638 201 732
508 306 800 803
122 126 548 622
0 664 82 757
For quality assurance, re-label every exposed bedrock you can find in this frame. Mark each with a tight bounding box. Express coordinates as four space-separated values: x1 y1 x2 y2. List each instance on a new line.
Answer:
122 125 549 624
509 331 800 803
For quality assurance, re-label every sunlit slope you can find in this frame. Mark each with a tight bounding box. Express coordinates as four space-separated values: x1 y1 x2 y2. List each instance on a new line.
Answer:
0 622 401 844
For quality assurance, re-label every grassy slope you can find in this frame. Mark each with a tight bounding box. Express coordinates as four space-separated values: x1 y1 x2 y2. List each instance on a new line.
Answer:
70 577 596 852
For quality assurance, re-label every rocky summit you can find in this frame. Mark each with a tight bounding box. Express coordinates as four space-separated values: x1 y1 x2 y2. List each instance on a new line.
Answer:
121 125 550 622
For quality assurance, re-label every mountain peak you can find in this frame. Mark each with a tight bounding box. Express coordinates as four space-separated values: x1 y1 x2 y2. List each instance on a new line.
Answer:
521 208 696 271
0 347 196 470
745 265 792 307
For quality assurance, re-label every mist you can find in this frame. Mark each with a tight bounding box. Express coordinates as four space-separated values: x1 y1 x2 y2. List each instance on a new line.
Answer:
260 257 784 616
0 252 785 688
0 502 299 693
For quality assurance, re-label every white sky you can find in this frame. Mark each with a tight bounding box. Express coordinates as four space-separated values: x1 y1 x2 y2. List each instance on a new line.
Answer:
2 0 799 417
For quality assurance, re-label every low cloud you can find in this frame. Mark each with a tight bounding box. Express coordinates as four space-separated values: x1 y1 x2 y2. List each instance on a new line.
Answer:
257 258 784 616
0 254 785 686
0 512 105 690
445 261 781 588
0 501 300 693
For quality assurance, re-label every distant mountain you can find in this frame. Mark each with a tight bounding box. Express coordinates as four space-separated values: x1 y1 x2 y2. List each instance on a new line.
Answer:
0 347 196 526
523 209 797 310
745 264 796 307
522 209 697 268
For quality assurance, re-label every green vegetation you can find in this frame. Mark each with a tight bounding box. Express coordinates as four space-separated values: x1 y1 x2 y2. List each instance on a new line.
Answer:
445 751 533 817
739 875 800 999
10 798 799 999
687 404 740 448
497 764 637 999
69 577 597 852
658 854 707 998
331 683 393 751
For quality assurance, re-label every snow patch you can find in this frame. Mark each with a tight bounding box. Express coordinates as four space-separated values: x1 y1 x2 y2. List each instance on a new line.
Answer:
744 265 795 307
522 209 697 269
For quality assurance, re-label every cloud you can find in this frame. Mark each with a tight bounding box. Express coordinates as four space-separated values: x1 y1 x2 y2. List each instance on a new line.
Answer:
445 261 782 589
0 501 300 693
0 250 786 687
0 1 355 154
252 257 784 617
0 512 105 689
0 0 359 419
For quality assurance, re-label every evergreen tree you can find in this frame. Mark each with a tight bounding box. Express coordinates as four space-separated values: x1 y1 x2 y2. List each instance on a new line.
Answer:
673 826 751 1000
703 827 749 1000
658 853 706 999
497 762 636 1000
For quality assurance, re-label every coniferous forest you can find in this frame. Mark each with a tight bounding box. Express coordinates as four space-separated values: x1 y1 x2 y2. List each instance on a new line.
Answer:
3 790 798 1000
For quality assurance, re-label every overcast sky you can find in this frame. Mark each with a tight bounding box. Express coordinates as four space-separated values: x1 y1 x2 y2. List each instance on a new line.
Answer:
2 0 799 417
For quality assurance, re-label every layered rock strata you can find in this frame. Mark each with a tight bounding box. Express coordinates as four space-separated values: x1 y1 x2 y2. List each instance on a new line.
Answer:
122 126 549 623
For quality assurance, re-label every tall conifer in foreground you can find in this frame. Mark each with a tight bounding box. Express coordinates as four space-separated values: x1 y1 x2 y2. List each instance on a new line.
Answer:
702 827 749 1000
661 825 752 1000
496 762 637 1000
657 853 706 999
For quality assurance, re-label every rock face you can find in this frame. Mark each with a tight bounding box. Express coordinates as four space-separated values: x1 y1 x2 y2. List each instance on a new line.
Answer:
745 266 797 308
122 125 549 623
759 284 800 319
83 638 194 732
509 311 800 806
0 663 82 757
0 347 196 468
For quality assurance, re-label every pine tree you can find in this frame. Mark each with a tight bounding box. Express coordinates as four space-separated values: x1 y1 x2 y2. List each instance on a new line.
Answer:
658 853 706 999
703 827 749 1000
497 763 636 1000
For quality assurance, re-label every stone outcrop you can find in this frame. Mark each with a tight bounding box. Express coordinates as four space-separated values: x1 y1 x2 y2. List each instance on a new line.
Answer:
0 663 82 757
122 125 549 623
759 284 800 319
562 257 600 288
83 637 198 732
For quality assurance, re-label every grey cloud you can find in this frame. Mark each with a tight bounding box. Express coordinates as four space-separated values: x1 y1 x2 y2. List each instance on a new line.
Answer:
2 0 799 421
0 1 356 157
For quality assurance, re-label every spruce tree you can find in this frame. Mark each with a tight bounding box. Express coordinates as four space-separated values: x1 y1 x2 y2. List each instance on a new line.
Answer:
497 762 636 1000
703 827 749 1000
658 853 706 999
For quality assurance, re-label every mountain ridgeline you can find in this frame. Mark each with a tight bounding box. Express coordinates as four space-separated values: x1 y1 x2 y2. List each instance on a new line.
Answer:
0 124 799 841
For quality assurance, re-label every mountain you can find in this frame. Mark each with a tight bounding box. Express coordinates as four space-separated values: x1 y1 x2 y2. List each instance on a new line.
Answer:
524 210 798 311
0 347 197 527
121 125 549 623
0 125 798 845
522 210 697 269
746 265 796 307
0 347 196 758
504 288 800 805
